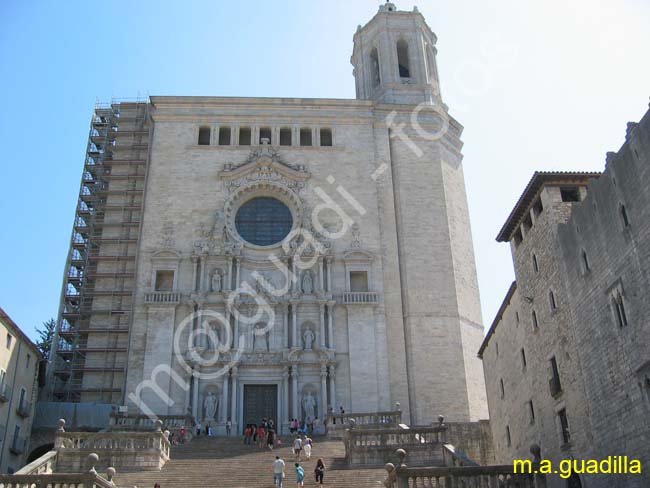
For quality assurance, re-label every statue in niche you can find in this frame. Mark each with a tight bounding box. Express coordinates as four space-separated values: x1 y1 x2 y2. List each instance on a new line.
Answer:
303 328 315 351
211 270 222 293
302 271 313 294
203 391 218 421
302 392 317 420
253 323 269 352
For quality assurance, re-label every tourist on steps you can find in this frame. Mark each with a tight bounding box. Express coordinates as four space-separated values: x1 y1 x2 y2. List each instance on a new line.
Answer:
267 427 275 450
314 458 326 485
257 424 265 448
303 436 312 459
293 436 303 461
295 463 305 487
226 417 232 436
273 455 285 487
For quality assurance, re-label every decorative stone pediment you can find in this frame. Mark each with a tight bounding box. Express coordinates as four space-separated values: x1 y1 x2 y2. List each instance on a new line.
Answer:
218 147 310 195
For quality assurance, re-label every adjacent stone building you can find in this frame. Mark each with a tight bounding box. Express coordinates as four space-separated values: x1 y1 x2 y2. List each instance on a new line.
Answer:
0 308 41 473
480 106 650 487
48 2 488 434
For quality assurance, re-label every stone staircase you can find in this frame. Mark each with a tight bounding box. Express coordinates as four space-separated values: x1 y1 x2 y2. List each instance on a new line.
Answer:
114 435 386 488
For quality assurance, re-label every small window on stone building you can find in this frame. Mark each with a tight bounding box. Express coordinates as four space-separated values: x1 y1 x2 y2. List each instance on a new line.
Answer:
349 271 369 292
620 204 630 228
26 354 31 369
610 288 628 328
521 348 527 369
218 126 231 145
531 310 539 330
528 400 536 424
506 425 511 447
549 356 562 396
279 127 292 146
320 128 333 146
558 408 570 445
396 39 411 78
154 270 174 291
581 250 590 274
300 128 312 146
549 290 557 310
532 254 539 273
500 378 505 398
5 333 12 349
198 126 211 145
532 198 543 217
515 311 520 324
239 127 251 145
259 127 272 145
560 187 581 202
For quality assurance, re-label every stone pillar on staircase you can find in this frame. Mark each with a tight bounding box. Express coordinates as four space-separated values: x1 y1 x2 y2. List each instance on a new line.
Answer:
221 372 229 424
282 366 290 435
192 372 199 420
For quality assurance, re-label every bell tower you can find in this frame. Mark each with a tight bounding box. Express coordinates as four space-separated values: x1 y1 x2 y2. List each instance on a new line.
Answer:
351 2 441 104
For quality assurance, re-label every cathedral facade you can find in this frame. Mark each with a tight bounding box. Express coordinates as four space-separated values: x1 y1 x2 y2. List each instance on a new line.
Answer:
50 3 488 434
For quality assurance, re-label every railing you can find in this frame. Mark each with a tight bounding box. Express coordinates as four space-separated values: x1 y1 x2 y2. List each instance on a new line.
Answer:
16 400 32 418
144 291 181 304
384 447 547 488
345 426 447 467
0 383 11 402
338 291 380 304
57 431 170 458
14 451 58 475
327 410 401 427
109 413 192 431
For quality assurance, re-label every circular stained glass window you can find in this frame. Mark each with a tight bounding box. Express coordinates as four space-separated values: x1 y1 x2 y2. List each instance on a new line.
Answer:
235 197 293 246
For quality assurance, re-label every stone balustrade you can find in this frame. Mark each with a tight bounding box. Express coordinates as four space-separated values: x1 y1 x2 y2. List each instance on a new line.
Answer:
337 291 380 305
56 429 170 472
109 412 192 431
144 291 181 304
326 409 402 439
384 447 547 488
345 425 447 467
13 450 58 475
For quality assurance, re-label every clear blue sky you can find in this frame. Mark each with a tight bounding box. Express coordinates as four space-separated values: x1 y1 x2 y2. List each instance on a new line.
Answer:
1 0 649 341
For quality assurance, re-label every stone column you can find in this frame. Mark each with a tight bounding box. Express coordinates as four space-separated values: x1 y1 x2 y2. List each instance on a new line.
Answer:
282 367 290 432
230 367 238 433
192 373 199 420
327 301 335 349
291 365 299 420
328 366 336 410
191 255 199 292
291 257 298 292
233 311 240 350
326 257 333 291
318 257 324 291
221 372 230 423
225 308 232 349
291 302 298 348
200 254 208 292
235 258 241 289
226 257 233 291
320 364 328 420
282 303 289 349
319 304 326 348
185 373 192 416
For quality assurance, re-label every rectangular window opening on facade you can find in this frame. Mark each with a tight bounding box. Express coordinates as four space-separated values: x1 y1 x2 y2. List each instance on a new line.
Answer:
279 128 292 146
218 127 231 146
528 400 536 424
560 187 581 202
506 425 511 447
612 290 628 328
500 378 505 398
198 126 211 145
396 39 411 78
521 348 527 369
300 128 312 146
320 128 333 146
259 127 272 145
155 270 174 291
6 333 12 349
558 408 570 445
239 127 252 146
550 356 562 396
532 310 538 330
350 271 369 292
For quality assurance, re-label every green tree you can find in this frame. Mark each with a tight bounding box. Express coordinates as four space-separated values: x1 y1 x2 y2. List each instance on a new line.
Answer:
36 318 56 360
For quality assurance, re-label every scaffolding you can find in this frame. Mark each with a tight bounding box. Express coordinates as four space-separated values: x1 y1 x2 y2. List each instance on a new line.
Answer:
48 100 150 404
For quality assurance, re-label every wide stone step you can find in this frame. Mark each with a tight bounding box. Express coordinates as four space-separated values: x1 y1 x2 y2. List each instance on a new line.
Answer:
114 436 386 488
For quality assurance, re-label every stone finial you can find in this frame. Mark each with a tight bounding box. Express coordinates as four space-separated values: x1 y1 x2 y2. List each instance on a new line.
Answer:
106 466 116 482
383 463 396 488
87 453 99 474
154 419 163 432
437 414 445 426
384 462 395 473
57 419 66 432
395 448 407 467
530 444 542 463
395 402 401 411
348 418 356 429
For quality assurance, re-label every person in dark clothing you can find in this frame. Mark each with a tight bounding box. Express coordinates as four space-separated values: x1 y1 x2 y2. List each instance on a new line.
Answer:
314 458 325 484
